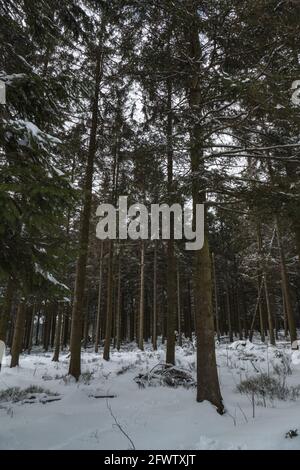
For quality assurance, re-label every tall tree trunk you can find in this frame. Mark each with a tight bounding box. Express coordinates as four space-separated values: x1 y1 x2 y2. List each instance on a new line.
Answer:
103 241 113 360
10 301 26 368
263 272 275 345
276 219 297 343
177 264 182 347
233 280 243 341
226 284 233 343
282 282 288 338
241 283 248 338
212 253 220 341
52 304 63 362
267 161 297 343
166 77 176 365
116 247 122 351
185 281 192 339
185 5 223 413
152 240 158 350
35 308 41 345
83 290 90 349
0 277 14 342
285 162 300 263
258 280 265 343
43 305 51 352
50 311 56 349
69 22 105 379
257 222 275 345
256 223 266 342
249 279 264 342
138 241 145 351
26 304 35 353
95 241 104 353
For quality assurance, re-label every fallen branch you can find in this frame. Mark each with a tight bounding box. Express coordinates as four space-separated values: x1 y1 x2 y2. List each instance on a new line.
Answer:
134 363 196 389
91 394 116 399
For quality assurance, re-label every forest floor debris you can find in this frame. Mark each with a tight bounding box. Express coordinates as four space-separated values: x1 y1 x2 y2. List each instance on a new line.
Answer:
0 385 60 405
134 363 196 389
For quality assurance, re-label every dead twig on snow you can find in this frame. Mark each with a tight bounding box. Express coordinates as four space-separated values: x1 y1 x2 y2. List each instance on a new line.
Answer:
106 400 135 450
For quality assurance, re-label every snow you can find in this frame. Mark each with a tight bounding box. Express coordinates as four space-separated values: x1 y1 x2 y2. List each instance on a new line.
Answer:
0 340 300 450
9 120 62 146
0 341 5 368
34 264 69 291
0 73 26 84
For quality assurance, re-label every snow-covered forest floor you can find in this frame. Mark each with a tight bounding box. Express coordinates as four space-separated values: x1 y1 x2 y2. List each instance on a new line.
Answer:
1 338 300 450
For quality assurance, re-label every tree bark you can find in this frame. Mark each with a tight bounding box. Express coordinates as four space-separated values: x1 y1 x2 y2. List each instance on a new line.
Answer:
177 264 182 347
267 160 297 343
26 303 35 353
10 301 26 368
0 277 14 342
43 304 51 352
276 218 297 343
103 241 113 360
138 241 145 351
282 281 288 338
256 223 267 343
83 290 90 349
256 222 275 345
69 21 105 379
185 4 223 413
152 240 158 350
52 304 63 362
263 272 275 345
166 77 176 365
212 253 220 341
95 241 104 353
226 284 233 343
35 308 41 345
258 279 265 343
116 247 122 351
285 161 300 263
